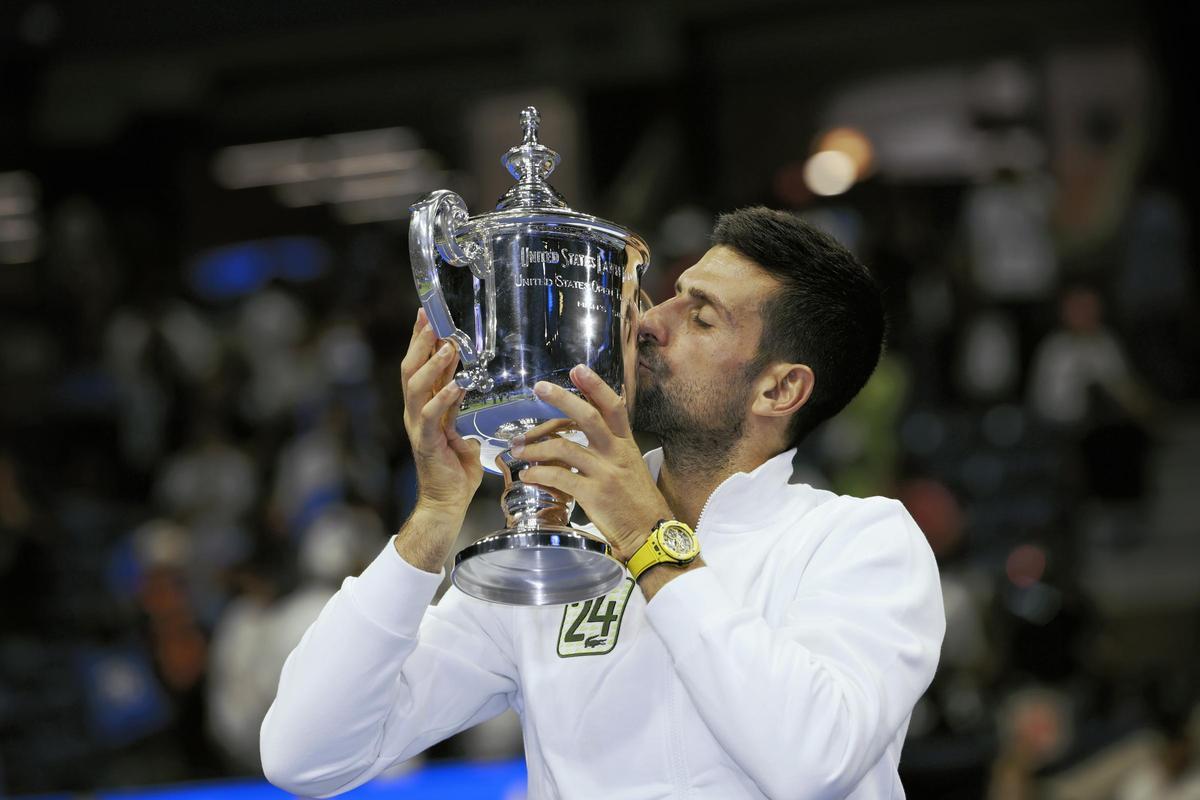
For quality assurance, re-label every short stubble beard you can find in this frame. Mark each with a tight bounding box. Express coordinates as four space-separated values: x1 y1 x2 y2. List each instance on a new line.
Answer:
631 343 765 478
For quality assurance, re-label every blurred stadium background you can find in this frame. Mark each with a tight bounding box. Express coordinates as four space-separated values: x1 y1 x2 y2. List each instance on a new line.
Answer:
1 1 1197 798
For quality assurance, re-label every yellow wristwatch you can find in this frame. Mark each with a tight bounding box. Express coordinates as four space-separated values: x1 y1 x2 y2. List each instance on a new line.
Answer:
627 519 700 580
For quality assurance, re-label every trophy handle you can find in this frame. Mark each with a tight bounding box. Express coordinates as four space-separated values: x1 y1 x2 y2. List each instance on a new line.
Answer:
408 190 496 392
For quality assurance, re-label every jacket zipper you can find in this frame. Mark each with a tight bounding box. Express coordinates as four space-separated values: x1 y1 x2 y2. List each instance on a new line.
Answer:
694 471 737 535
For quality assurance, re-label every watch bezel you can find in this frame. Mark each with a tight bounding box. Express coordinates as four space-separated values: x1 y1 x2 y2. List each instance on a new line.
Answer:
655 520 700 561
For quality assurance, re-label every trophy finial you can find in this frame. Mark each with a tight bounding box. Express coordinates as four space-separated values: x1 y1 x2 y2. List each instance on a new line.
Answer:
520 107 540 145
498 105 566 209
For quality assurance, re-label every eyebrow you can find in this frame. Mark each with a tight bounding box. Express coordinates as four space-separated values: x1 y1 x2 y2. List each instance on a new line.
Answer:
675 282 734 324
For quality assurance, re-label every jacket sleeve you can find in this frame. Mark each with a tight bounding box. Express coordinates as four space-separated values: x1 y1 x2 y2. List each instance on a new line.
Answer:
643 498 945 800
260 537 519 798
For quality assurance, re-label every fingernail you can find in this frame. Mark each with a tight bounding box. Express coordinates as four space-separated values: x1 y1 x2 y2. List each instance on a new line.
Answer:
575 363 594 379
518 469 529 481
511 437 525 456
439 343 453 358
534 381 551 396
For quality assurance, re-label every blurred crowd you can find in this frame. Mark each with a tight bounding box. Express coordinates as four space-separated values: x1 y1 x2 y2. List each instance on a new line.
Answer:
2 146 1199 798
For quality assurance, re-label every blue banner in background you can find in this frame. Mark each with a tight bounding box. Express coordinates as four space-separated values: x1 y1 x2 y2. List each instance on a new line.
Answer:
187 237 331 300
15 760 527 800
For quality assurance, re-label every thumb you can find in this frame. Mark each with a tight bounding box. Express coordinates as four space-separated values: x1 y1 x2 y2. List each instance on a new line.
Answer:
450 434 482 465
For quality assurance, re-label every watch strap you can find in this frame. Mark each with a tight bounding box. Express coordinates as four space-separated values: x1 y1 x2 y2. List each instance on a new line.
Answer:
627 519 697 581
627 532 668 581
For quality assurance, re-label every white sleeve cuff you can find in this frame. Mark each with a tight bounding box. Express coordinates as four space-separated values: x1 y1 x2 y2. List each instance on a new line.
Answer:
643 566 731 660
345 535 445 637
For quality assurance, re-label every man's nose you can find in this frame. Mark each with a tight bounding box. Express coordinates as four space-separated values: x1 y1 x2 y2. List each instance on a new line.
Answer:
637 301 667 346
639 291 689 341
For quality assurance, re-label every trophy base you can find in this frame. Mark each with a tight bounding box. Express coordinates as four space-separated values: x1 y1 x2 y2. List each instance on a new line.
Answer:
452 526 626 606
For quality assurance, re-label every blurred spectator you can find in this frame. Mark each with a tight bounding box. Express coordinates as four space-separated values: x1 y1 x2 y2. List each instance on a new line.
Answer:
234 287 320 425
104 298 221 470
204 557 280 774
987 687 1071 800
153 419 258 624
1028 286 1154 549
206 502 384 771
1115 707 1200 800
155 417 257 525
270 408 348 537
1027 286 1143 428
956 311 1022 403
315 318 391 507
964 167 1057 303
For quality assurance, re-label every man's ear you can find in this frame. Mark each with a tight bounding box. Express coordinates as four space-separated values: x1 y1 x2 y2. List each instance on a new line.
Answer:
751 363 814 420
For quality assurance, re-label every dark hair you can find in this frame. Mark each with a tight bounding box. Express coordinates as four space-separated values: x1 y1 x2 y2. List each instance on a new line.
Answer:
712 206 885 448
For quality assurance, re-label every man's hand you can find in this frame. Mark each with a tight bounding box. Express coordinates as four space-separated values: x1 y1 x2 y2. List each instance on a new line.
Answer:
512 364 672 563
396 309 483 570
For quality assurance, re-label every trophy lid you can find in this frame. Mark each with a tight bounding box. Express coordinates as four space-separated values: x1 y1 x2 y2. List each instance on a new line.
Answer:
495 107 570 212
455 105 650 273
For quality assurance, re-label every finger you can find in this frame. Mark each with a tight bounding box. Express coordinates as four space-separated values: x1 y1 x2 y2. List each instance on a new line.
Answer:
417 380 466 447
517 417 578 443
449 435 481 467
519 464 581 498
412 306 428 333
412 345 463 429
442 339 461 381
569 364 632 438
448 433 476 454
430 340 462 392
407 341 459 416
401 316 439 388
442 356 466 431
532 380 610 447
512 435 600 474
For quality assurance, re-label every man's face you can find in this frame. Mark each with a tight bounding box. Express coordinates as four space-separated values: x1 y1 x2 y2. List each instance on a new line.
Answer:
632 246 778 455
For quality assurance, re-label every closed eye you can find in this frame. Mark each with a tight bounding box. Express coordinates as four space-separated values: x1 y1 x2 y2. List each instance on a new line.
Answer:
675 282 733 327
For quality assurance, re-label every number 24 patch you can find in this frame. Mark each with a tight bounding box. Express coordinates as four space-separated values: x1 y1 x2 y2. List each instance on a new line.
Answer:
556 577 635 658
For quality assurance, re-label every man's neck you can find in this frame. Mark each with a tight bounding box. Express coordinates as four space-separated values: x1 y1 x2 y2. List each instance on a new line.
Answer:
655 442 770 529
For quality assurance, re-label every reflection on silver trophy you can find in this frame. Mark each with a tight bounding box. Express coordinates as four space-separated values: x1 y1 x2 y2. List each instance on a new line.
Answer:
408 107 650 606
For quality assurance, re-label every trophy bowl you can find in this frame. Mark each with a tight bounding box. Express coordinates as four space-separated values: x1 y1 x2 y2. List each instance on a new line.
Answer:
408 107 649 606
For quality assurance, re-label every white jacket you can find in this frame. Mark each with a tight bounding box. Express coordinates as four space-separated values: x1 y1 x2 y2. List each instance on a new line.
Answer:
261 448 945 799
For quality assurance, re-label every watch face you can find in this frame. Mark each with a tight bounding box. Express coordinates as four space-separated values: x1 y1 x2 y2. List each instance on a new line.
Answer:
659 524 696 559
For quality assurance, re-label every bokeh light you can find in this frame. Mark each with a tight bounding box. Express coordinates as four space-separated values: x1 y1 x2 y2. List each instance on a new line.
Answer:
816 127 875 179
802 150 857 196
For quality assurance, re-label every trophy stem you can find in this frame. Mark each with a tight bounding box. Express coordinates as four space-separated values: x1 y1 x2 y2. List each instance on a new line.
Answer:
450 443 623 606
496 445 574 529
501 479 572 530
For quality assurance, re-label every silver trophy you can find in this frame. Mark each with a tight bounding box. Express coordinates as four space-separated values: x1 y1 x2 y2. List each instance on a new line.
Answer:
408 107 650 606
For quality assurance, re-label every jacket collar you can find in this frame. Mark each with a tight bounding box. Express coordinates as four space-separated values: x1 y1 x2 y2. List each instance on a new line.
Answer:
642 447 810 535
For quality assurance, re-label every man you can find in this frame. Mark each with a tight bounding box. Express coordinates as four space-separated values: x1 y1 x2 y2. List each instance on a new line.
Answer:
261 207 945 799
